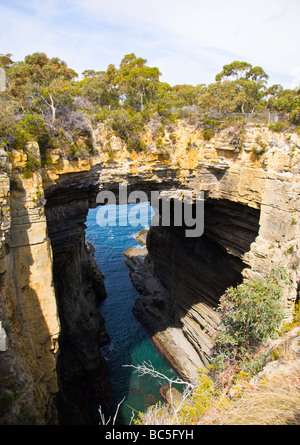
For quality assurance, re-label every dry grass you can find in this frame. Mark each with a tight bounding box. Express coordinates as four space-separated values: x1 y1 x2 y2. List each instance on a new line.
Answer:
202 359 300 425
136 328 300 426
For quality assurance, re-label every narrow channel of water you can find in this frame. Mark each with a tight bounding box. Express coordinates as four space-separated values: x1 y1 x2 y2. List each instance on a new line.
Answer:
85 202 178 425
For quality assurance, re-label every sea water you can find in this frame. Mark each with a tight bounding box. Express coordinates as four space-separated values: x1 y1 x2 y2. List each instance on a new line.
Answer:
85 202 178 425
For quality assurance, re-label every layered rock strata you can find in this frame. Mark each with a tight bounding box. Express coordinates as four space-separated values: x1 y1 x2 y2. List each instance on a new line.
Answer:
0 144 113 424
0 159 59 423
128 198 261 379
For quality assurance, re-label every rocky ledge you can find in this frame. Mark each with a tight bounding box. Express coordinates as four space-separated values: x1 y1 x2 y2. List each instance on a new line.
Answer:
125 237 203 381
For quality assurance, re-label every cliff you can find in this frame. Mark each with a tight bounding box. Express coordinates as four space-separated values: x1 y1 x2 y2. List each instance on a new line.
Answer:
0 119 299 421
0 146 59 423
43 168 112 424
0 142 112 424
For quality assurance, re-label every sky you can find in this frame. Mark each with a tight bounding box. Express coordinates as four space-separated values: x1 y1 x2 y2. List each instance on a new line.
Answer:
0 0 299 88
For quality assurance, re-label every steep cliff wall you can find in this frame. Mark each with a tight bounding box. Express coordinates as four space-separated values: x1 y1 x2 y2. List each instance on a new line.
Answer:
0 150 59 423
141 200 260 370
44 175 113 424
0 144 112 424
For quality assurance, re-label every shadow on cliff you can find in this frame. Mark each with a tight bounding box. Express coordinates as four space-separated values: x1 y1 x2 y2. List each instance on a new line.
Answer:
136 198 261 367
4 180 59 424
44 191 114 425
43 180 261 425
82 196 261 424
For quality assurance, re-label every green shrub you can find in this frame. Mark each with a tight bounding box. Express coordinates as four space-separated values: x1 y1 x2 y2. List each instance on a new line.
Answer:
215 270 286 362
269 122 287 132
127 137 147 152
110 109 147 152
13 114 51 153
239 350 272 375
41 156 53 167
68 144 78 158
22 153 41 178
110 109 143 139
202 119 221 128
107 150 116 160
202 128 215 140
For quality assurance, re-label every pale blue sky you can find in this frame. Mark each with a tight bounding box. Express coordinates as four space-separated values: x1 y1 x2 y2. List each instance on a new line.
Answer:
0 0 299 88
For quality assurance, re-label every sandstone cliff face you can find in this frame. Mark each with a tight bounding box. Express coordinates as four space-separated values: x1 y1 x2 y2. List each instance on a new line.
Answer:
0 142 113 424
44 180 112 424
0 146 59 423
0 120 299 420
136 200 260 371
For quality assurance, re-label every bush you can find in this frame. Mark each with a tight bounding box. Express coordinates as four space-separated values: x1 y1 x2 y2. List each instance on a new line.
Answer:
0 112 53 160
278 301 300 336
215 270 286 362
269 122 287 132
23 153 41 178
110 109 147 152
202 128 215 140
134 368 230 425
15 114 51 152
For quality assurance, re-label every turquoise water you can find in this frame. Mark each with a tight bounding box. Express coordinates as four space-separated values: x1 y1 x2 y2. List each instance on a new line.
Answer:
85 202 178 425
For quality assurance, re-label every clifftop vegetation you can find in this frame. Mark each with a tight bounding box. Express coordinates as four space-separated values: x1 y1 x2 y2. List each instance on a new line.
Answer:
0 51 300 162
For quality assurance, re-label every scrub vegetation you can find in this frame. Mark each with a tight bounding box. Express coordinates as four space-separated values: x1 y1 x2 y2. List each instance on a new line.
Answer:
1 52 300 166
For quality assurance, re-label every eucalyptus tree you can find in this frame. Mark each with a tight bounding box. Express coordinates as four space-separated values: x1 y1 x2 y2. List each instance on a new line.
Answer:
81 64 119 109
116 53 161 112
0 53 14 70
270 87 300 124
263 84 284 110
215 61 269 114
8 52 78 122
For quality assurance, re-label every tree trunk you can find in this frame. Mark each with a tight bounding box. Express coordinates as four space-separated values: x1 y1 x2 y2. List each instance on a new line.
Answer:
47 90 56 122
51 104 56 122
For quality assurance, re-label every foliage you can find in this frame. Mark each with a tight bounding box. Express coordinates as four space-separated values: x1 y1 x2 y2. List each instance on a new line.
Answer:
109 108 147 152
134 269 298 426
0 109 52 154
265 87 300 124
16 114 51 151
116 53 161 112
1 51 299 166
214 269 286 362
81 64 119 109
215 61 268 83
23 153 41 178
134 367 231 425
174 371 218 424
213 61 269 114
0 53 14 70
171 84 205 107
278 301 300 336
8 52 78 122
202 128 215 140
